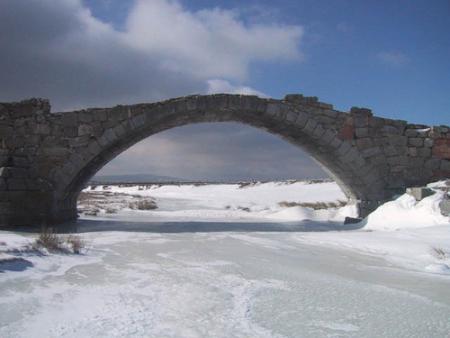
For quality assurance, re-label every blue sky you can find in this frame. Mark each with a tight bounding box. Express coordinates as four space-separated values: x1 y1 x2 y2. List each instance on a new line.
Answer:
1 0 449 180
85 0 450 125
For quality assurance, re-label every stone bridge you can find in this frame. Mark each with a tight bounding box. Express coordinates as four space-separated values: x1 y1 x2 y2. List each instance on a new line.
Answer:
1 94 449 226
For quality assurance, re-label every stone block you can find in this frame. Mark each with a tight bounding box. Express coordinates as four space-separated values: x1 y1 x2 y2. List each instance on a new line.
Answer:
344 216 362 224
113 124 126 137
69 135 90 148
6 178 27 191
63 126 78 137
304 96 318 104
350 107 372 116
130 114 146 129
329 137 343 149
406 187 435 201
336 142 351 156
0 156 8 167
12 156 28 167
408 147 417 156
356 138 373 149
424 138 434 148
61 112 78 126
316 102 333 109
87 141 101 156
341 147 360 163
424 158 441 170
103 128 117 143
383 145 399 157
78 111 93 123
386 135 407 147
42 147 70 158
96 109 108 121
408 157 424 167
390 165 405 173
9 167 28 178
35 123 51 135
284 94 304 103
266 103 281 117
67 153 85 169
432 138 450 159
388 155 408 166
361 147 381 158
441 160 450 171
405 129 419 137
319 129 335 145
408 137 423 147
355 127 369 138
337 120 354 141
303 119 318 134
381 125 400 135
312 124 325 139
353 115 369 128
322 109 338 119
416 147 431 157
285 111 298 123
78 124 94 136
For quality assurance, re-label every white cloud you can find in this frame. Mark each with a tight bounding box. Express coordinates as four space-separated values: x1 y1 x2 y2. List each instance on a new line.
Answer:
0 0 303 110
377 51 409 66
0 0 320 181
124 0 303 80
206 79 266 97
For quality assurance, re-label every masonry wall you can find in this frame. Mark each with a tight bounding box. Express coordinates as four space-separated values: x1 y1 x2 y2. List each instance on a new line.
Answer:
0 95 449 227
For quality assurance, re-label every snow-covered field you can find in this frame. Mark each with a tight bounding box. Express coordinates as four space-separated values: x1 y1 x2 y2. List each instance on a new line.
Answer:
79 180 355 222
1 180 450 337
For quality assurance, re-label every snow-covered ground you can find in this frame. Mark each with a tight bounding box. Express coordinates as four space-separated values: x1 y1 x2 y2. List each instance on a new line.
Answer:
80 180 356 222
1 180 450 337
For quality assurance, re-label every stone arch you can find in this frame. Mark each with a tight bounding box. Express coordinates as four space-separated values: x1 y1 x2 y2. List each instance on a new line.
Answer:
52 94 382 223
1 94 449 226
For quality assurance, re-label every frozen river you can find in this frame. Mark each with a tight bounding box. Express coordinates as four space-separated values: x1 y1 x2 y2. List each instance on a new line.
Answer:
1 219 450 338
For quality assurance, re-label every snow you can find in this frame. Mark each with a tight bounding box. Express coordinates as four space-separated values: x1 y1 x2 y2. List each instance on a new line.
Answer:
1 180 450 337
81 180 356 222
362 191 448 231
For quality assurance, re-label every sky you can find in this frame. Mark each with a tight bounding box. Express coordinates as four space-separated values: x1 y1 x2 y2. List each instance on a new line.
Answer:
1 0 449 181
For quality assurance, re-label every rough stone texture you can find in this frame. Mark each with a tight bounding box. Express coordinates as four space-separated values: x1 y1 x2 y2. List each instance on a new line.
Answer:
0 94 449 227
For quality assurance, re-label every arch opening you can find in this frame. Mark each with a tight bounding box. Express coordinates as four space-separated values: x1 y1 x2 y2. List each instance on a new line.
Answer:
74 121 357 224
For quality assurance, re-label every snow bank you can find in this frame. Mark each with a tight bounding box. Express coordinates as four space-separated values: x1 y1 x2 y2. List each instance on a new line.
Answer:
363 191 449 231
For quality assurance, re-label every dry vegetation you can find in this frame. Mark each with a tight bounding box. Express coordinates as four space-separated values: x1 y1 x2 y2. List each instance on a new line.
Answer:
129 199 158 210
33 228 85 254
432 247 448 260
78 189 158 215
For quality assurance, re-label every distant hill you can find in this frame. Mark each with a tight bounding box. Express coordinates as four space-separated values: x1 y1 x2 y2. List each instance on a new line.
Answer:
91 174 190 183
90 173 332 185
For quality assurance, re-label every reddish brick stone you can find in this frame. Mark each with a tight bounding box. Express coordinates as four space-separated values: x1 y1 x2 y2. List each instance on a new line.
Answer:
432 170 450 179
432 138 450 159
338 118 354 141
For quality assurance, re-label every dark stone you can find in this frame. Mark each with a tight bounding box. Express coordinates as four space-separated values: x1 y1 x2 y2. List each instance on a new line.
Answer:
344 217 363 225
0 94 449 227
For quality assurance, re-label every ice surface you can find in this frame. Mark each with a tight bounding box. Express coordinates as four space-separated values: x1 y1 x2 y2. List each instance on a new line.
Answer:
1 180 450 337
